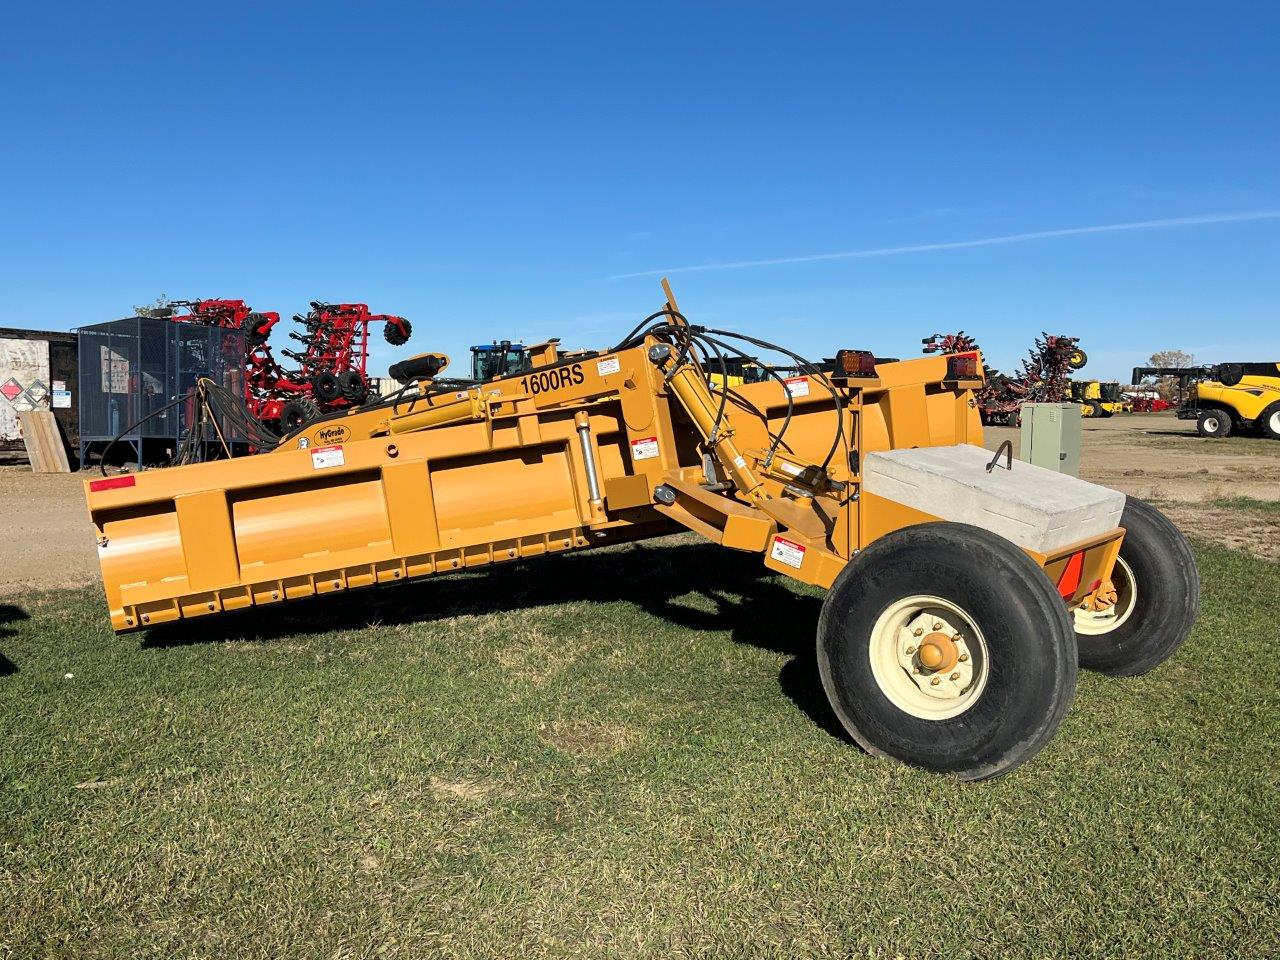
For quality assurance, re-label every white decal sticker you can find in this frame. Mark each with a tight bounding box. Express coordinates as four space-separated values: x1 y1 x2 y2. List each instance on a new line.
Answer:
784 376 810 398
297 437 310 449
733 456 747 469
630 436 660 461
779 461 803 476
311 444 345 469
597 356 621 376
770 536 806 569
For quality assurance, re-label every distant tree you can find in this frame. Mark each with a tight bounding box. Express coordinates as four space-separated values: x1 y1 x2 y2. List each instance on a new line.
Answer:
1144 349 1196 399
132 294 172 319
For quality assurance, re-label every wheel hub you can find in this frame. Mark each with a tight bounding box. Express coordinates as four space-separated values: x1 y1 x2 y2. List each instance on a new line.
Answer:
897 612 977 702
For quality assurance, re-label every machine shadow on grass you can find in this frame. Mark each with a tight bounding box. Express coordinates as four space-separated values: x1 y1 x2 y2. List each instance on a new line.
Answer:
142 539 848 740
0 603 30 675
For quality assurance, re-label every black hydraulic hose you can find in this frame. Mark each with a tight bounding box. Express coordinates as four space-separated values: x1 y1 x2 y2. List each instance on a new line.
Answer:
99 393 190 476
696 331 796 467
704 327 846 472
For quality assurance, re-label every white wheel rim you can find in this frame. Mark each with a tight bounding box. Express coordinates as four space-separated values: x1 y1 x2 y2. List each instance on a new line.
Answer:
1270 410 1280 433
1204 416 1220 432
1074 556 1139 636
868 595 990 721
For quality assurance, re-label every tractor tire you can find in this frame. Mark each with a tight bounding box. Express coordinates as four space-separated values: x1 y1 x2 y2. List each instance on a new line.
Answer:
280 398 321 433
1258 401 1280 440
384 320 412 346
1068 349 1088 370
816 522 1078 781
339 370 368 403
1073 498 1199 676
1084 400 1103 418
311 372 342 403
1196 408 1232 438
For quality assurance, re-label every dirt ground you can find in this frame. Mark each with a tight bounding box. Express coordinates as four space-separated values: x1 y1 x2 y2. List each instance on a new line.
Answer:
1 412 1277 596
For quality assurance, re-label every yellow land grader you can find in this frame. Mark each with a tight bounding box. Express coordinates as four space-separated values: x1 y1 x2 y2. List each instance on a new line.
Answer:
85 283 1199 780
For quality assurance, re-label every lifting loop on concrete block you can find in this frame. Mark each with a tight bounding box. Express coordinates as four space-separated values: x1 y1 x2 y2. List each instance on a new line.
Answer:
986 439 1013 474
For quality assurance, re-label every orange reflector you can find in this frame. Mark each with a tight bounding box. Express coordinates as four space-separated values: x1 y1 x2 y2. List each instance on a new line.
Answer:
1057 550 1086 598
89 476 136 492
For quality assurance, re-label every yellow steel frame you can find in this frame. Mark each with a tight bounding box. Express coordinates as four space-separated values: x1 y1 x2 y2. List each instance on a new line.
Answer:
86 283 1123 632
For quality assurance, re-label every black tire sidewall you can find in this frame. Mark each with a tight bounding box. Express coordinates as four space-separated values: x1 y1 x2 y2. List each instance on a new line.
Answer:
817 523 1077 780
1075 498 1200 676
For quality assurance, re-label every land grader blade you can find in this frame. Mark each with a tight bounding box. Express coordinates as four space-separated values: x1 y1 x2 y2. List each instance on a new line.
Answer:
85 281 1199 779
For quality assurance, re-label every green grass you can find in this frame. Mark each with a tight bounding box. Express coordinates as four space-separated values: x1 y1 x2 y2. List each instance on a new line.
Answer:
1211 495 1280 514
2 538 1278 959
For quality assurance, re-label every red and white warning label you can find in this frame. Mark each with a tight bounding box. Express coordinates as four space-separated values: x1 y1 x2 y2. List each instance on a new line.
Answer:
597 356 621 377
770 535 806 569
311 444 345 469
783 376 810 398
630 436 660 461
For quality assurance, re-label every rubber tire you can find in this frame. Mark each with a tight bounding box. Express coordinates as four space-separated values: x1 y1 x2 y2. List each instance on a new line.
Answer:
816 522 1078 781
384 320 411 346
339 370 368 403
1258 401 1280 440
280 398 321 432
311 371 341 403
1085 400 1103 418
1075 498 1199 676
1068 349 1088 370
1196 409 1232 438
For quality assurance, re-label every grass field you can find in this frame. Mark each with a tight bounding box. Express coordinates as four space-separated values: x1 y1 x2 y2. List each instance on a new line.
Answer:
1213 495 1280 515
2 536 1278 958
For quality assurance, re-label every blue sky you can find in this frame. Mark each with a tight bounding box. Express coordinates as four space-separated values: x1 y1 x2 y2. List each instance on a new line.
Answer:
1 2 1276 381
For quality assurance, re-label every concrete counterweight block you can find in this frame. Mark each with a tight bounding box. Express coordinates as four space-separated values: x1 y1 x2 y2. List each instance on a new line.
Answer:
863 444 1125 554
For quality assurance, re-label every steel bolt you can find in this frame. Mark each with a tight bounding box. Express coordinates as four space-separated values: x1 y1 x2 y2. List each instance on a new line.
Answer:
950 671 960 681
905 645 917 654
913 627 924 637
929 676 941 686
932 621 943 630
958 653 969 662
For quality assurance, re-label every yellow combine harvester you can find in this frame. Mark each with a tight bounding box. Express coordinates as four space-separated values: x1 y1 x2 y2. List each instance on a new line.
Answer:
85 283 1199 780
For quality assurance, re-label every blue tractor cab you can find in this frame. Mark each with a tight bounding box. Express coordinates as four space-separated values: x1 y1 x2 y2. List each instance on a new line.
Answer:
470 340 532 381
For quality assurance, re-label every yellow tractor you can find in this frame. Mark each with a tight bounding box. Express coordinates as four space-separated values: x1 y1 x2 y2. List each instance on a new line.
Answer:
1071 380 1131 418
1132 362 1280 438
84 282 1200 780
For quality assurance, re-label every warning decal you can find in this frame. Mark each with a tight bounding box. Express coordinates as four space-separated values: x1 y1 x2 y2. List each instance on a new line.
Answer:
630 436 660 461
770 536 806 569
597 356 621 376
311 444 345 469
783 376 810 398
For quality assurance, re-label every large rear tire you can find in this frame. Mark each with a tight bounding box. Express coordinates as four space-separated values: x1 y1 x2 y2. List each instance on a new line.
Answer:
1073 498 1199 676
817 523 1078 781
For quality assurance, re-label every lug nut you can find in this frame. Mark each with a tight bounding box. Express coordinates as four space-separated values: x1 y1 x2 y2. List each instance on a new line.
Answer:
905 644 917 654
932 622 943 630
950 671 960 681
958 653 969 662
929 676 941 686
913 627 923 637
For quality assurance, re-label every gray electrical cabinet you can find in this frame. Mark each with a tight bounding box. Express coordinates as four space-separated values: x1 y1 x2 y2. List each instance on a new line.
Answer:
1018 403 1081 477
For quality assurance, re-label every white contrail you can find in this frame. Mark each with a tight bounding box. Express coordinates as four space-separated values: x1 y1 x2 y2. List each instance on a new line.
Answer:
607 209 1280 280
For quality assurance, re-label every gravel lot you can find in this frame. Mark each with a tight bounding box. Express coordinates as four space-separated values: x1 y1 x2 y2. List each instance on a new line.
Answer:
1 411 1277 597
